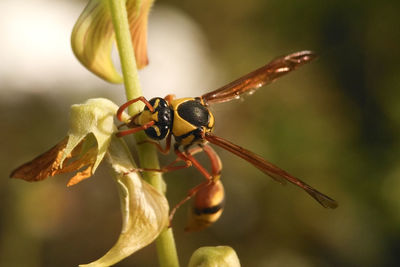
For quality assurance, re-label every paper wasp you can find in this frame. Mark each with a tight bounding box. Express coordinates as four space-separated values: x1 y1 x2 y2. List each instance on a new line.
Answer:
116 51 338 231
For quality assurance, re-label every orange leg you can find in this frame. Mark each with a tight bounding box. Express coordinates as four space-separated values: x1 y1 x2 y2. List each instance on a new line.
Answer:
125 145 213 175
137 133 172 155
201 144 222 178
118 140 223 226
117 96 154 122
168 180 211 224
123 147 192 175
177 148 212 180
131 159 191 174
123 143 221 183
168 145 223 225
116 120 155 137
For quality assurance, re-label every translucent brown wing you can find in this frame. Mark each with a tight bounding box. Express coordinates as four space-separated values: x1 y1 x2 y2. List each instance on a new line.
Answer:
204 132 338 209
201 51 316 105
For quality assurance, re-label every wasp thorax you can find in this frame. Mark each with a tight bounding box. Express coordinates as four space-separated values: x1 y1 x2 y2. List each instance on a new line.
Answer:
178 99 215 131
178 101 209 127
168 98 215 147
138 97 173 140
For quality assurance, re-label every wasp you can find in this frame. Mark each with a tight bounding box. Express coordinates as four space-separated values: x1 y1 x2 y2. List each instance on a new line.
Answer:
116 51 338 231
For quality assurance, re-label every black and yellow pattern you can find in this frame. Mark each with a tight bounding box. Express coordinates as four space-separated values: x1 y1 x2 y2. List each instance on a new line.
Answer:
185 180 225 232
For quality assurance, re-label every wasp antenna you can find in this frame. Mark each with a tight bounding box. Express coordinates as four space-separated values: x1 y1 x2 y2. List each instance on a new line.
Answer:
116 96 154 121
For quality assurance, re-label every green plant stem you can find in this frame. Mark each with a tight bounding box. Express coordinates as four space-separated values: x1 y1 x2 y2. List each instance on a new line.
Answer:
108 1 179 267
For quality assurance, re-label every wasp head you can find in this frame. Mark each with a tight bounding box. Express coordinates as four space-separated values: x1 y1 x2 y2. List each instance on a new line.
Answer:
130 97 173 140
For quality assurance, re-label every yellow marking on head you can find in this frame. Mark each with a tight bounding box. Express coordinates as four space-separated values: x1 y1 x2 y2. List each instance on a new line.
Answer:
152 125 161 137
153 98 160 109
136 110 158 125
151 111 158 121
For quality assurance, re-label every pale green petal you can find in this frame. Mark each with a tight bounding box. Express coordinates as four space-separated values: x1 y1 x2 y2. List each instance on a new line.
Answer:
80 136 169 267
61 98 119 174
189 246 241 267
71 0 122 83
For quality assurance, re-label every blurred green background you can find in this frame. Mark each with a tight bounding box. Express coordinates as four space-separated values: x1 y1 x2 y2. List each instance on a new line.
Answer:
1 0 400 266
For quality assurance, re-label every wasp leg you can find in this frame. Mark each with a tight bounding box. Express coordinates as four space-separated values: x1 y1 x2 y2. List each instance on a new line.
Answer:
116 96 154 122
122 148 193 175
116 120 155 137
132 146 214 225
169 145 224 226
134 145 205 174
136 159 190 173
133 145 214 177
168 180 211 225
117 123 127 129
137 133 172 154
180 151 212 180
201 144 222 180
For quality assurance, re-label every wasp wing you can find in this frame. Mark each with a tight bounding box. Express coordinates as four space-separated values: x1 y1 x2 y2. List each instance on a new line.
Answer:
204 132 338 209
201 51 316 105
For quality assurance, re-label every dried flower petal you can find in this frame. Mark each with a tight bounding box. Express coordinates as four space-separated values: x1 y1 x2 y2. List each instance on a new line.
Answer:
127 0 154 69
11 98 119 186
11 98 168 266
71 0 154 83
80 136 169 267
11 137 69 181
61 98 119 174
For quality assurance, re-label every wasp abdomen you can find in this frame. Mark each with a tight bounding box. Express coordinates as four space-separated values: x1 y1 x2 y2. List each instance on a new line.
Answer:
185 180 225 232
193 203 223 215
